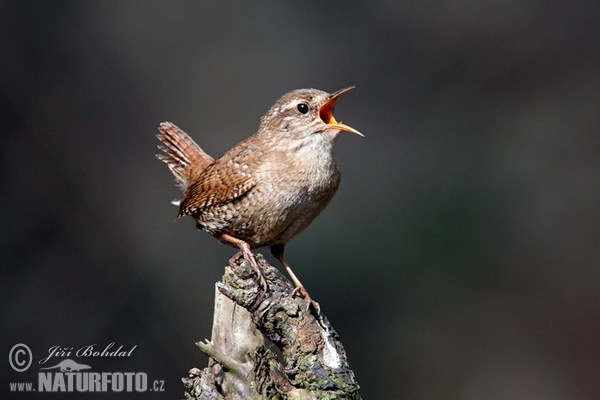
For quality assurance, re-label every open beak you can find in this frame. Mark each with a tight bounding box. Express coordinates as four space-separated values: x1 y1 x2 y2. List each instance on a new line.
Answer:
319 86 364 137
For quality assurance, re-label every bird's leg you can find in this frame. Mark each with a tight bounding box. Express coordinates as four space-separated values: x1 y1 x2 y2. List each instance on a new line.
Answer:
220 233 267 291
271 244 320 314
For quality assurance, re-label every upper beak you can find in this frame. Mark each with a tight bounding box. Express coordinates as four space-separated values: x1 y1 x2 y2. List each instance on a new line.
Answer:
319 86 364 137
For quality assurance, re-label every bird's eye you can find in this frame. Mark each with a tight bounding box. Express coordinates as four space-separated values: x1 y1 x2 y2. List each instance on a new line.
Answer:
297 103 309 114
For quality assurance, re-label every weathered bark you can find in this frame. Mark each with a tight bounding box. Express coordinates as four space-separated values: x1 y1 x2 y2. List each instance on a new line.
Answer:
182 254 361 399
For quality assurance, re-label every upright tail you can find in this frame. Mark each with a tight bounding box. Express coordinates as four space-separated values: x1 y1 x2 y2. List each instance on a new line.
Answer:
156 122 214 190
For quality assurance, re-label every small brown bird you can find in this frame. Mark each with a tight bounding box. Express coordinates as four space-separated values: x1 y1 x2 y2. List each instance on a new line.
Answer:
156 87 362 310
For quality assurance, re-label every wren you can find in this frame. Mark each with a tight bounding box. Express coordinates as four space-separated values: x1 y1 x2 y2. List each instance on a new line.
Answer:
156 87 362 310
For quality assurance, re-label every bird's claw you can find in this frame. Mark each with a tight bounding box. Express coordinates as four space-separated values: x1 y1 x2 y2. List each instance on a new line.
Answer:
292 285 321 315
230 251 268 292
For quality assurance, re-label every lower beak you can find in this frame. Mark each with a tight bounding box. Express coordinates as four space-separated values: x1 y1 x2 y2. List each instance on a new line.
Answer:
319 86 364 137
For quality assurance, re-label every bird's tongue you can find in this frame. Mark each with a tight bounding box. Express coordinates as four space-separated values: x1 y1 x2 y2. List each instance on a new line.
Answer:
319 87 363 137
319 99 338 125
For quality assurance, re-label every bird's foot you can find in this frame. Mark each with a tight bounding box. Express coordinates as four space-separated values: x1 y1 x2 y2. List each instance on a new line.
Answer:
292 285 321 315
229 251 268 292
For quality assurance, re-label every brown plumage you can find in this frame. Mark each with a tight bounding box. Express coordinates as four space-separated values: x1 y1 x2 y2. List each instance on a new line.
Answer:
156 87 362 311
156 122 213 189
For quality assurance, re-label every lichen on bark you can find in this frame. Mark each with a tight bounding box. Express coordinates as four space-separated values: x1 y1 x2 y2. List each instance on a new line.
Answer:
183 254 361 399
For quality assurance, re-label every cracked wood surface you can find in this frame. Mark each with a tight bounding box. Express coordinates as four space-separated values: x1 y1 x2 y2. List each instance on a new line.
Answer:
183 254 361 400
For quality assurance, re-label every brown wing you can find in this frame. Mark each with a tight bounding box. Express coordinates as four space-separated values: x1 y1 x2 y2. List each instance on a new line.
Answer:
177 144 262 218
156 122 214 190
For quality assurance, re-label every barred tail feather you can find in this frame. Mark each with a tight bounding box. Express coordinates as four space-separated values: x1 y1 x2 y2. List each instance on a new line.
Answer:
156 122 213 190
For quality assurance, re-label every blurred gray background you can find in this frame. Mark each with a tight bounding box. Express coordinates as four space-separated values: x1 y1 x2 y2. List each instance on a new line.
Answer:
2 1 599 399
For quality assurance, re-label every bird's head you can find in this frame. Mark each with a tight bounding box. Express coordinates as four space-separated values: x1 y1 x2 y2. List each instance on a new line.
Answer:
258 87 363 143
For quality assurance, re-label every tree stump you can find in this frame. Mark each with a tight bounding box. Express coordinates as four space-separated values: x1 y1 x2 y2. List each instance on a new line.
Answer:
182 254 361 399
